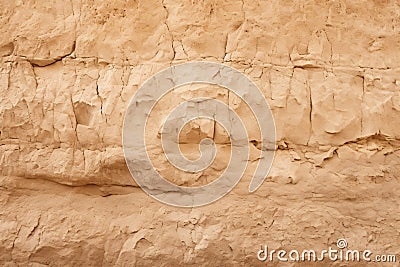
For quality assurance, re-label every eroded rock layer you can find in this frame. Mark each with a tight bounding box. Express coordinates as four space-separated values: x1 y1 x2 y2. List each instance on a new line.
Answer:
0 0 399 265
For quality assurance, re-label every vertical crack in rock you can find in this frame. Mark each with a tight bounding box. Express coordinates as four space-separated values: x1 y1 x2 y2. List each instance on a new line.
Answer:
162 0 174 61
360 73 365 136
212 114 217 141
223 34 229 62
323 29 333 66
307 79 313 146
27 215 41 239
11 226 22 250
95 71 103 118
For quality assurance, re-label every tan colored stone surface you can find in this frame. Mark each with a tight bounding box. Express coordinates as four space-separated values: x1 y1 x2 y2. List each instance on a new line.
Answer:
0 0 400 265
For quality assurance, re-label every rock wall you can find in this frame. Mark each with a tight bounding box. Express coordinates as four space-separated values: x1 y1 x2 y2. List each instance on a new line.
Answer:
0 0 399 265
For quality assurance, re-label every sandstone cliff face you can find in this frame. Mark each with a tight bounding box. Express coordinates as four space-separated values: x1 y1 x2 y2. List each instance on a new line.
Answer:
0 0 400 266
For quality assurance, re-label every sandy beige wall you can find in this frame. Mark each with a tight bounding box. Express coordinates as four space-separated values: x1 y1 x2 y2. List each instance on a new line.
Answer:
0 0 399 265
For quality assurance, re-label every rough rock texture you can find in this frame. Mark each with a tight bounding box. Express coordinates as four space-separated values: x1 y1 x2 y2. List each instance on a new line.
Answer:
1 0 400 266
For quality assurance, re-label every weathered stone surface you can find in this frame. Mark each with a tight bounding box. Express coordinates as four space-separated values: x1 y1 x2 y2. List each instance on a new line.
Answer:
0 0 399 265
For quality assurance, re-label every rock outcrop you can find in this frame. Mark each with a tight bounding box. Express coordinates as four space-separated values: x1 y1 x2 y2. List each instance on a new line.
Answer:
0 0 399 265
